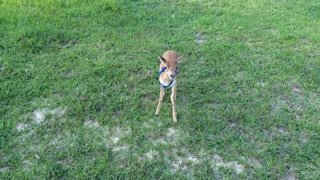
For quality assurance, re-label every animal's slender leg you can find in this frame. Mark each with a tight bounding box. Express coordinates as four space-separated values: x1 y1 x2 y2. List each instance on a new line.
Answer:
156 87 165 115
171 85 177 122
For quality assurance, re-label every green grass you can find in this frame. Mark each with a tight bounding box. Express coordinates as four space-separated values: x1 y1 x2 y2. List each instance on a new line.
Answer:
1 0 320 179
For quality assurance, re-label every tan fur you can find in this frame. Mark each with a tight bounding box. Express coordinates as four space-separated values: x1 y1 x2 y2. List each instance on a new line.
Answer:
155 50 183 122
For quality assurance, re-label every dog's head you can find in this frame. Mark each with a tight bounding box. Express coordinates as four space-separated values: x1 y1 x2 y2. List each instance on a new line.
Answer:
158 55 182 80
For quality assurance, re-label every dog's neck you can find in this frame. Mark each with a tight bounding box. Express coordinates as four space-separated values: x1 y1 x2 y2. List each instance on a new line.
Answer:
158 67 177 88
159 76 176 88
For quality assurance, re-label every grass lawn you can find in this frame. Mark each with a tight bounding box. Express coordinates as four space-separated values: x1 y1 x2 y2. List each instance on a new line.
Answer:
1 0 319 179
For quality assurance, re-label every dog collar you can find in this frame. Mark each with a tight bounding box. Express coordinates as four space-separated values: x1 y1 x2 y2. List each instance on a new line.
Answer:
158 67 178 88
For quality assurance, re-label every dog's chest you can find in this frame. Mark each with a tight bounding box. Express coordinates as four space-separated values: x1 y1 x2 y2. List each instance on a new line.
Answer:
159 78 176 88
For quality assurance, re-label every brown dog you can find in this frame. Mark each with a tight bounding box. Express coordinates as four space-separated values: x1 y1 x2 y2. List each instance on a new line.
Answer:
155 50 183 122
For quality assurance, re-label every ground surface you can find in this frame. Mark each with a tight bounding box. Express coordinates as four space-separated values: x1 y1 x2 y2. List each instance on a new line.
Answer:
1 0 320 179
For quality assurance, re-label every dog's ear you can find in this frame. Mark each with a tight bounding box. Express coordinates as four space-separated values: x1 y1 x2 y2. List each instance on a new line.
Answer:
158 56 166 63
176 56 183 62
